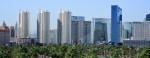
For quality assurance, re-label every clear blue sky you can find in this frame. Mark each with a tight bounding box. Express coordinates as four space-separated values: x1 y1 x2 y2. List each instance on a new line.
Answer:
0 0 150 34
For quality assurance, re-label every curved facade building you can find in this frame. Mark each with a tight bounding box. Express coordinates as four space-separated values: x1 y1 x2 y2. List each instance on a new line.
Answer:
17 11 30 43
57 10 71 44
37 10 50 44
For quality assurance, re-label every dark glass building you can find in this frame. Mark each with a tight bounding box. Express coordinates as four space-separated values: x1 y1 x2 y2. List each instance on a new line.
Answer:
146 14 150 21
111 5 122 43
10 26 15 37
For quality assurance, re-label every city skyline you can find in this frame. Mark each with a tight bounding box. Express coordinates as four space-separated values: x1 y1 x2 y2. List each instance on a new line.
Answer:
0 0 150 34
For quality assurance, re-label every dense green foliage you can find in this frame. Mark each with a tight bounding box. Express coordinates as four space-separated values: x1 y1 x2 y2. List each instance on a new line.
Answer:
0 44 150 58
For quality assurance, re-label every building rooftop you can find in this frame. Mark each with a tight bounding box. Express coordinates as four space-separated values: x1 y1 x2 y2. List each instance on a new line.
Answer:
0 26 9 30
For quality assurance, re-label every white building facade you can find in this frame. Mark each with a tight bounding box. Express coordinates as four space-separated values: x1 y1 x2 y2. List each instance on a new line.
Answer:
57 10 72 44
131 22 150 40
17 11 30 43
37 10 50 44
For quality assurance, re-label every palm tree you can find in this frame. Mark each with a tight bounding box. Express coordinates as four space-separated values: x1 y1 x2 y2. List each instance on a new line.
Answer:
108 46 120 58
27 45 38 58
129 46 137 58
137 47 150 58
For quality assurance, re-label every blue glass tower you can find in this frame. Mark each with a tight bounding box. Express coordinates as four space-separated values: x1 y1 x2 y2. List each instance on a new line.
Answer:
111 5 122 43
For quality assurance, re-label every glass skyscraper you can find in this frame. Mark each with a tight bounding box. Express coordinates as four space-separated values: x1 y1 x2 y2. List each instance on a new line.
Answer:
91 18 111 44
111 5 122 43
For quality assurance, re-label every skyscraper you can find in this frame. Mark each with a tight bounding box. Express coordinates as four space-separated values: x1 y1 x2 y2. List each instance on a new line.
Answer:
91 18 111 44
15 22 17 38
111 5 122 43
57 10 62 44
10 26 15 42
83 21 91 44
57 10 71 44
37 10 50 44
17 10 30 43
10 26 15 37
71 16 84 44
146 14 150 21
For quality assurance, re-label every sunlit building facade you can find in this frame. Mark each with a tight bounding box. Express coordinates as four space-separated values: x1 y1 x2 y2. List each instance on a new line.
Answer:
57 10 71 44
17 10 30 43
37 10 50 44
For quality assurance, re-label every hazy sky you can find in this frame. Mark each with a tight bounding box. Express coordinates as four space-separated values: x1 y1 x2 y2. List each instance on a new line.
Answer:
0 0 150 34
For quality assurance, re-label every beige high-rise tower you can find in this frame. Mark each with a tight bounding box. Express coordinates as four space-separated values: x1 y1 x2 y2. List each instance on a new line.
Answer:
17 10 30 43
57 10 71 44
37 10 50 44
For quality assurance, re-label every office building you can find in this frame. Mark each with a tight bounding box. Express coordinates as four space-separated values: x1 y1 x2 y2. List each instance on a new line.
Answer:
50 29 57 44
146 14 150 21
15 22 17 38
71 16 84 44
83 21 91 44
57 10 62 44
10 26 16 42
121 22 132 42
57 10 71 44
10 26 15 37
17 10 30 44
111 5 122 43
37 10 50 44
123 40 150 47
131 22 150 40
123 21 150 47
0 22 10 45
91 18 111 44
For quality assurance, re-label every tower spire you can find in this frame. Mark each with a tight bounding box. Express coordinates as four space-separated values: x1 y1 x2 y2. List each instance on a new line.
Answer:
2 20 6 27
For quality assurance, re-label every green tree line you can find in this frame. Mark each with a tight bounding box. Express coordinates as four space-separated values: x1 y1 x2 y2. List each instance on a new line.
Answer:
0 44 150 58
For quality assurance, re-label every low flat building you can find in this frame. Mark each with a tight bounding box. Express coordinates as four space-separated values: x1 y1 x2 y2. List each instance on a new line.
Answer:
123 40 150 47
50 29 57 44
19 37 36 44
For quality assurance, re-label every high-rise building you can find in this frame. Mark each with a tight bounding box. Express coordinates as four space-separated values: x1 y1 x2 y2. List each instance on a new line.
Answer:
91 18 111 44
71 16 84 44
111 5 122 43
15 22 17 38
83 21 91 44
57 10 62 44
146 14 150 21
121 22 132 41
131 22 150 40
10 26 15 37
37 10 50 44
10 26 15 42
17 10 30 43
57 10 71 44
50 29 57 44
123 21 150 47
